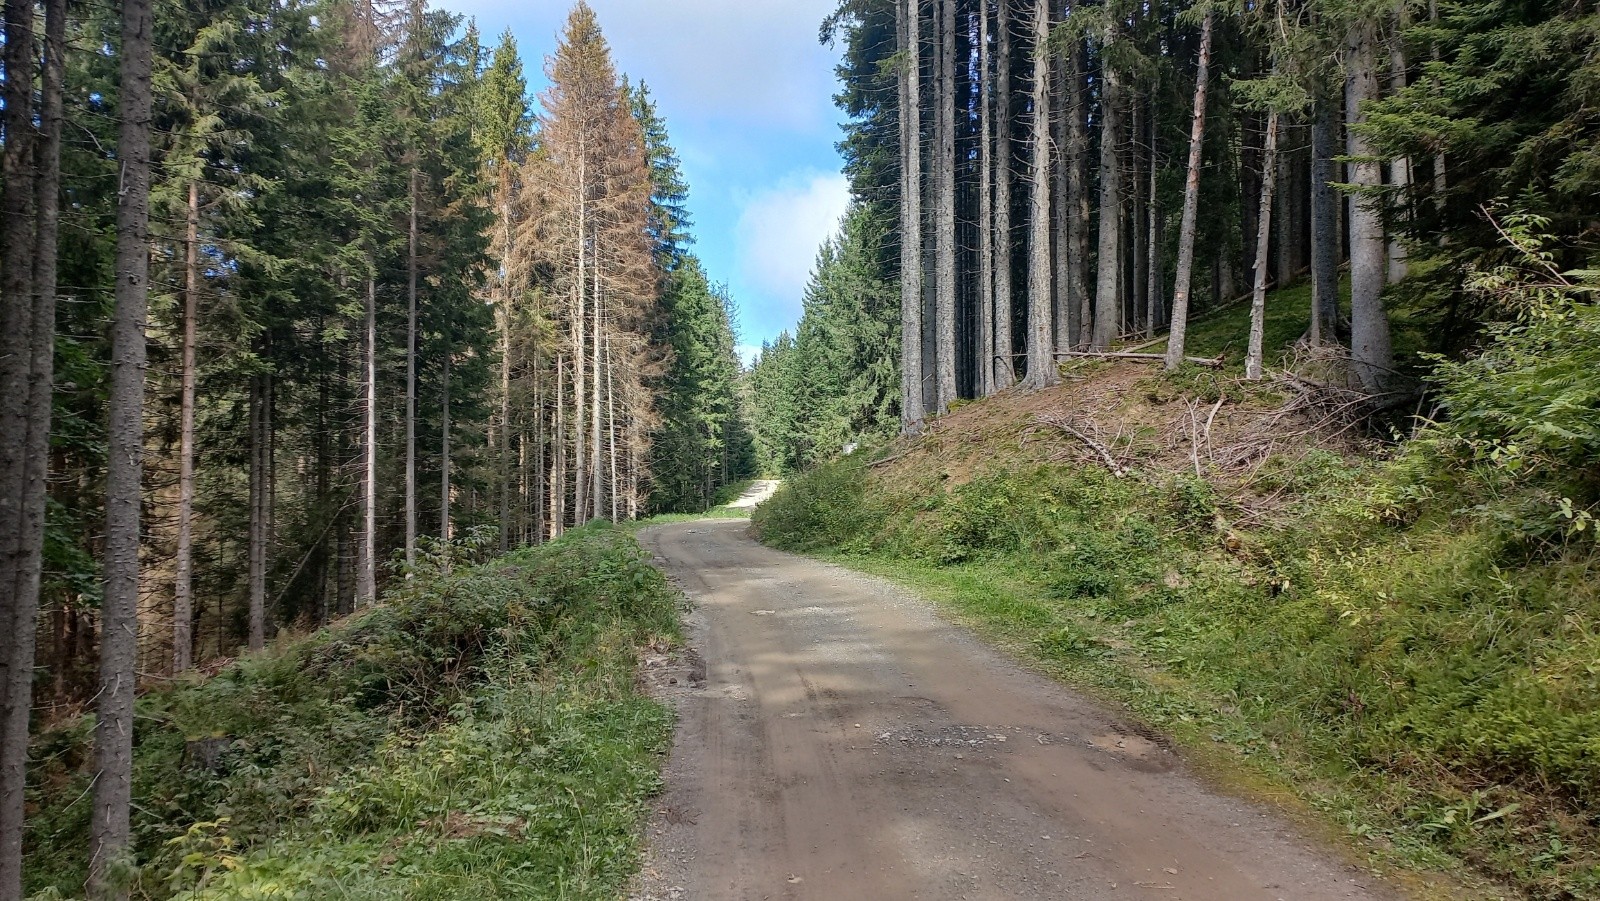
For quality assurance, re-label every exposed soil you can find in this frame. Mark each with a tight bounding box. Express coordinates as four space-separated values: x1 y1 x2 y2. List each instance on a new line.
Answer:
631 519 1397 901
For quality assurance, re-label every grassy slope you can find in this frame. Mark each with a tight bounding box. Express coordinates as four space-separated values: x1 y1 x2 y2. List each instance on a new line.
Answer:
753 284 1600 901
25 526 679 900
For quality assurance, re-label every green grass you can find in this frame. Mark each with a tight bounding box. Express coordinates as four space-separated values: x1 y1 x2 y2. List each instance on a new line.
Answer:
636 479 758 525
24 525 679 900
1146 276 1430 374
753 452 1600 900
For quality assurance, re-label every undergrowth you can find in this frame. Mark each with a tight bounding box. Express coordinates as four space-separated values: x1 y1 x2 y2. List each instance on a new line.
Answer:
754 438 1600 899
23 524 679 900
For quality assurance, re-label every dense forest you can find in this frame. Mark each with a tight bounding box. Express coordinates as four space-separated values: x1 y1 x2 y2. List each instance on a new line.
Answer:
0 0 751 893
748 0 1598 463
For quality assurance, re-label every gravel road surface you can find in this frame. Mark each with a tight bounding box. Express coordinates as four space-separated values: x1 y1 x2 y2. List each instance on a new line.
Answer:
632 519 1394 901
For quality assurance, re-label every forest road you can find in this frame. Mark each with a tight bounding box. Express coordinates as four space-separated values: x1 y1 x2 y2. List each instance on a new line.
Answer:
632 519 1395 901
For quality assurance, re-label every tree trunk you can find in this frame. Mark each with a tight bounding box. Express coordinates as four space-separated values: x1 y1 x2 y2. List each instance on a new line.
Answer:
977 0 995 397
441 346 451 544
1246 111 1281 380
0 13 39 883
1386 5 1409 283
993 0 1016 387
933 0 958 412
590 275 603 520
1131 98 1148 339
174 181 200 672
406 169 421 567
606 336 619 522
91 0 154 887
358 273 377 607
1146 102 1162 336
248 375 266 651
497 179 513 553
1164 9 1213 369
1020 0 1057 389
899 0 926 430
552 354 566 537
1346 21 1394 390
1 0 61 887
1066 37 1090 348
1091 26 1124 352
1309 95 1340 345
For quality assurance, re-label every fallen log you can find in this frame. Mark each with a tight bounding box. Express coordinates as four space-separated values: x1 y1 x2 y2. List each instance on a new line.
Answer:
1054 350 1223 368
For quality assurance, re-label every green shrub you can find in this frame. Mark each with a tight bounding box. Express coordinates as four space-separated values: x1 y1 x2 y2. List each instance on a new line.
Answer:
24 526 678 900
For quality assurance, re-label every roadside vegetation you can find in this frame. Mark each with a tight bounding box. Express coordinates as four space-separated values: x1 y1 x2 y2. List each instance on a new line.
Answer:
754 277 1600 900
24 526 679 900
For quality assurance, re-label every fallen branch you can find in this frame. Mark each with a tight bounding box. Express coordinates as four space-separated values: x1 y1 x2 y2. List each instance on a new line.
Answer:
1034 413 1127 477
1055 350 1223 368
867 449 914 468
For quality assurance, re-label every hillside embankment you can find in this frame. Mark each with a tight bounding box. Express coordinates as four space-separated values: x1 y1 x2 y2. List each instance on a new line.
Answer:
755 316 1600 899
24 526 680 900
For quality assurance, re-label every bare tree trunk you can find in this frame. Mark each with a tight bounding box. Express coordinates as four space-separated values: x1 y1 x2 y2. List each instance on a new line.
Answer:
993 0 1016 387
590 277 603 521
1091 25 1124 352
91 0 154 887
405 169 419 567
1020 0 1057 389
1165 9 1214 369
1066 37 1090 347
497 180 513 553
1246 111 1281 380
441 347 451 543
1386 5 1410 283
1051 32 1071 355
1346 21 1394 390
1428 0 1445 207
977 0 995 397
1 0 61 886
573 196 588 524
1131 97 1148 339
358 273 377 607
0 16 39 882
554 354 567 536
1309 95 1340 345
1146 103 1162 336
606 335 619 522
248 375 266 651
174 181 200 672
933 0 958 412
899 0 927 430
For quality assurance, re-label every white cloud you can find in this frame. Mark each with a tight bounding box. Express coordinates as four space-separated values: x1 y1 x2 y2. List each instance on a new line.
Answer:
735 343 763 368
734 171 850 320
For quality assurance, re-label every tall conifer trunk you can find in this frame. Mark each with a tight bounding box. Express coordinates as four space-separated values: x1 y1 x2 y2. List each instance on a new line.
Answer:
1021 0 1057 389
1246 111 1281 380
1092 25 1124 351
1066 36 1090 348
1309 96 1340 344
91 0 154 886
406 170 419 566
358 273 377 607
175 181 200 672
899 0 927 429
933 0 958 411
1165 9 1214 368
1346 21 1394 389
1 0 62 886
978 0 995 397
993 0 1016 387
441 348 452 543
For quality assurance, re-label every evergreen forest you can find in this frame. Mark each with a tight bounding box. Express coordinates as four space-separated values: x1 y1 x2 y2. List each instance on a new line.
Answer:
3 0 1600 895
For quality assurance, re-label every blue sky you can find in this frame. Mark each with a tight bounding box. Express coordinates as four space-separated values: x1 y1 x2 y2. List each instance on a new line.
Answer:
450 0 852 362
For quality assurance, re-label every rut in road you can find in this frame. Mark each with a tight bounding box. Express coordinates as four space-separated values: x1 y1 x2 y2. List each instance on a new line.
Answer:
633 520 1394 901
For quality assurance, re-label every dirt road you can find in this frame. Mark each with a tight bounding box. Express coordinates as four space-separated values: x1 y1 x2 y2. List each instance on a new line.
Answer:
634 520 1394 901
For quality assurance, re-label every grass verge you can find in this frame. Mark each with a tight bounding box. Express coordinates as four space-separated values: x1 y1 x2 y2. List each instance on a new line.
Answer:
25 525 678 900
754 446 1599 900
